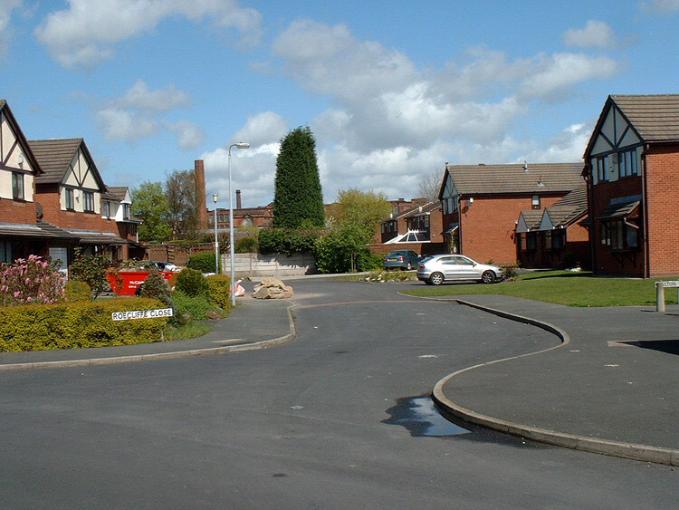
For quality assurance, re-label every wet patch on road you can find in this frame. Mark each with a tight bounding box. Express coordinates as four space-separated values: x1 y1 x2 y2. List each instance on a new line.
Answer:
383 396 471 437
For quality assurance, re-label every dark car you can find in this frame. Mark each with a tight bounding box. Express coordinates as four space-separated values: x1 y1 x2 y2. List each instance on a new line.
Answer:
384 250 420 270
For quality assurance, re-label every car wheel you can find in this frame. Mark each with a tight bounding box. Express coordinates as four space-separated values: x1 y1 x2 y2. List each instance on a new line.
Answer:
430 272 444 286
481 270 496 284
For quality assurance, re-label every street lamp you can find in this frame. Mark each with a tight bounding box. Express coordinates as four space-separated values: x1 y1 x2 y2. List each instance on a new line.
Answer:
212 193 219 274
228 142 250 306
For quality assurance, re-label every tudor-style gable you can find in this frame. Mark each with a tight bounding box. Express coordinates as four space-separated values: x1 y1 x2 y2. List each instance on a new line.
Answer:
585 97 643 185
29 138 107 215
0 101 42 203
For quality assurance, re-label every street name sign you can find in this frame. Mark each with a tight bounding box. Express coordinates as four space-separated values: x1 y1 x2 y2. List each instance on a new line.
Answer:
112 308 173 321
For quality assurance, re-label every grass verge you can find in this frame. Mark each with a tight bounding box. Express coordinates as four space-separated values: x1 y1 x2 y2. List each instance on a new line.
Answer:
403 270 679 307
163 321 212 341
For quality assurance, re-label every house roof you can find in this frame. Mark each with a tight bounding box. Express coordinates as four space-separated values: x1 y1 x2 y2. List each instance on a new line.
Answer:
106 186 128 202
517 210 543 231
28 138 107 189
599 200 640 220
544 186 588 227
0 221 78 240
400 201 440 218
611 94 679 143
444 162 584 195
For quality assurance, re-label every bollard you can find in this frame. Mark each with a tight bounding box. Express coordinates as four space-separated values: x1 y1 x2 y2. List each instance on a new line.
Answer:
656 283 666 313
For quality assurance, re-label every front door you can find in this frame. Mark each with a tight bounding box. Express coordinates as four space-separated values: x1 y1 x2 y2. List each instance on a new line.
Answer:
49 246 68 279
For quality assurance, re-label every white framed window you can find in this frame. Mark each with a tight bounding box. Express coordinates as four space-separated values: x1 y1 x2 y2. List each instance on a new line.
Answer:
12 172 24 200
65 188 75 210
84 191 95 212
531 195 540 209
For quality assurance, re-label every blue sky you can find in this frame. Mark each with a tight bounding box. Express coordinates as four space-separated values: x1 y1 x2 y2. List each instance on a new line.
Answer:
2 0 678 207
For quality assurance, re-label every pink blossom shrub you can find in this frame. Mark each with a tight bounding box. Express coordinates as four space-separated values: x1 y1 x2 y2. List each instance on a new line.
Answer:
0 255 65 306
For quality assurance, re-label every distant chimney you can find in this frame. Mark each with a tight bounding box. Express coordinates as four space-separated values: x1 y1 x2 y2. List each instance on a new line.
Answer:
523 160 529 173
194 160 208 230
236 189 242 209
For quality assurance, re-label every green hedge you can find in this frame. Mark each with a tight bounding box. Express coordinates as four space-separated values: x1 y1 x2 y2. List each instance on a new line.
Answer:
207 274 231 309
187 251 219 273
258 228 320 255
0 297 168 352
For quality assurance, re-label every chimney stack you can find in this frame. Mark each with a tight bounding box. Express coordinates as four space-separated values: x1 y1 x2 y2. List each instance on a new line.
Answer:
236 189 242 209
194 160 208 230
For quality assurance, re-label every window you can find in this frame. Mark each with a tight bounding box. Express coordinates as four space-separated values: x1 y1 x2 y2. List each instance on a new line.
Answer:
84 191 95 212
0 241 12 264
531 195 540 209
518 233 527 252
544 231 552 250
619 148 639 178
553 230 566 250
123 204 131 220
65 188 75 210
602 220 639 251
12 172 24 200
594 157 606 182
526 233 537 251
103 200 111 218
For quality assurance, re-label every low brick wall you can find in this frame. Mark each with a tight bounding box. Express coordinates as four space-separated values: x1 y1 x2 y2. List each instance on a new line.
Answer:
221 253 316 277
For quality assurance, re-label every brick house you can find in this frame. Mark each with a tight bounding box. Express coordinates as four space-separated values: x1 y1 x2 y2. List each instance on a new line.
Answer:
516 186 590 268
584 94 679 277
372 201 446 256
0 100 79 266
28 138 134 265
439 162 584 265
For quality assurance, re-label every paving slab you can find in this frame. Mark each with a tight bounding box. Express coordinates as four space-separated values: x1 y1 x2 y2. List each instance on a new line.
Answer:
432 294 679 459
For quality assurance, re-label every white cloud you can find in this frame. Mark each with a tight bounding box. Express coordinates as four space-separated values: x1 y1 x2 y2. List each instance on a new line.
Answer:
0 0 22 56
233 111 288 147
645 0 679 11
96 107 157 141
95 81 193 146
119 80 189 111
200 143 279 208
35 0 262 68
518 53 617 100
563 20 616 48
220 20 616 203
169 121 205 150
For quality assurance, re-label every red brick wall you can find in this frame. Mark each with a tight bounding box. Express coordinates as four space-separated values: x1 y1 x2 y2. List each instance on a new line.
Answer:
646 145 679 276
460 194 564 265
35 186 118 234
0 199 37 224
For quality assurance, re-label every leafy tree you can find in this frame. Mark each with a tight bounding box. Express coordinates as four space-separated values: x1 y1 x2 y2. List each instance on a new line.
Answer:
132 181 172 242
69 248 109 299
314 224 375 273
273 127 325 228
329 189 391 238
166 170 200 240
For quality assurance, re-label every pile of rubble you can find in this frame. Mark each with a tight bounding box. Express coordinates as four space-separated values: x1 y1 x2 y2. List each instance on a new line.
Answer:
252 277 294 299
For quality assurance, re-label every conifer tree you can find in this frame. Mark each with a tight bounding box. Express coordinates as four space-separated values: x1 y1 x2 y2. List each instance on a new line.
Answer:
273 127 325 228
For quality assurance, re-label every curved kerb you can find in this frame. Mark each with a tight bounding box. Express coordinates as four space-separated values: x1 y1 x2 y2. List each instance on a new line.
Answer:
432 298 679 467
0 305 297 372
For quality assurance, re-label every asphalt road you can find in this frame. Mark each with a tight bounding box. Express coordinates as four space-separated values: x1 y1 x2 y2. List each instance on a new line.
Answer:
0 281 676 509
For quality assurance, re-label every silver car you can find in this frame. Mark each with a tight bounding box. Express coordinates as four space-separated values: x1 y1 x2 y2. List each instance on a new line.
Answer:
417 254 504 285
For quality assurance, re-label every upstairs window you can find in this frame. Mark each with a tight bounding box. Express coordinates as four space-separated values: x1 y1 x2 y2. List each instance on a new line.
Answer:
619 148 639 178
12 173 24 200
84 191 95 212
65 188 75 210
123 204 131 220
531 195 540 209
103 200 111 218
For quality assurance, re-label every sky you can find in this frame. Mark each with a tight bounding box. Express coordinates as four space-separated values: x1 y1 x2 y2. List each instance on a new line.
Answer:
2 0 679 208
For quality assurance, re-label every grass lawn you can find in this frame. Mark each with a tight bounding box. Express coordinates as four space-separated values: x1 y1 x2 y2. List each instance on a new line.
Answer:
403 270 679 307
163 321 212 341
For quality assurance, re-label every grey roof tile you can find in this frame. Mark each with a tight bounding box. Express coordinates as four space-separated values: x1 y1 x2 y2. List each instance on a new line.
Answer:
611 94 679 143
447 162 584 194
28 139 82 184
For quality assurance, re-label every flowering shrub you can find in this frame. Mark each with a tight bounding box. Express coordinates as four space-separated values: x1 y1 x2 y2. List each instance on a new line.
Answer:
0 255 65 306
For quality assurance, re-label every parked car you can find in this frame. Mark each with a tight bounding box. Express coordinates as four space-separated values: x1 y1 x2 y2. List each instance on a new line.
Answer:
384 250 421 270
417 254 504 285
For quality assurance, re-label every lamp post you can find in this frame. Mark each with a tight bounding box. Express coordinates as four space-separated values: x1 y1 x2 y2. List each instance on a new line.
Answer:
212 193 219 274
228 142 250 306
